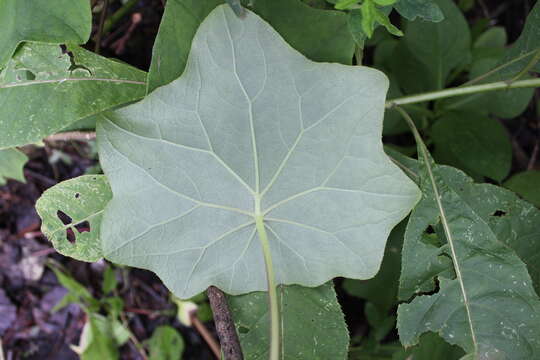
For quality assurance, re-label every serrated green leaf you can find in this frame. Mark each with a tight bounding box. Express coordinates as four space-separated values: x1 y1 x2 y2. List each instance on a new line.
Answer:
97 5 419 298
343 220 405 314
0 43 146 148
394 0 444 22
504 171 540 208
148 326 185 360
397 156 540 357
36 175 112 262
0 0 91 68
431 112 512 182
147 0 354 93
360 0 378 37
229 283 349 359
0 148 27 185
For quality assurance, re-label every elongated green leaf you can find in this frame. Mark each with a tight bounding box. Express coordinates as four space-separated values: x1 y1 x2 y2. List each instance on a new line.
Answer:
229 283 349 359
147 0 354 92
36 175 112 262
0 148 27 185
398 156 540 357
0 0 91 67
394 0 444 22
0 43 146 148
148 326 185 360
504 171 540 208
431 112 512 182
97 5 419 298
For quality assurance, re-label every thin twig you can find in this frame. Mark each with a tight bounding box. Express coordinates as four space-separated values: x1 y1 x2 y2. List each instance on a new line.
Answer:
190 310 222 359
45 131 96 142
95 0 110 54
207 286 244 360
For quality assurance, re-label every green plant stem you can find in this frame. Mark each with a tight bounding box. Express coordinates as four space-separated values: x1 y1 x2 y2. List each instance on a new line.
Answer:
395 106 479 356
254 199 280 360
386 78 540 108
103 0 139 34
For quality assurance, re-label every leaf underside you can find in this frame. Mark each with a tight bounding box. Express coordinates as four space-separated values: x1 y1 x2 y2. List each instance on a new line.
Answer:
97 5 419 299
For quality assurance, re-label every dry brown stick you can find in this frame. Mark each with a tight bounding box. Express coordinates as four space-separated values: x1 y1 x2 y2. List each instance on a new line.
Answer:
44 131 96 142
207 286 244 360
190 311 222 359
95 0 109 54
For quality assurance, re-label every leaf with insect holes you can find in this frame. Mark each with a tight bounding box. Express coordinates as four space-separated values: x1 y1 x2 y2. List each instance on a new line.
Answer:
397 156 540 358
97 5 419 299
36 175 112 262
0 148 27 185
0 43 146 148
0 0 91 68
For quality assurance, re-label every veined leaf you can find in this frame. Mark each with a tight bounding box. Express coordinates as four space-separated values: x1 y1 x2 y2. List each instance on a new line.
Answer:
397 139 540 357
36 175 112 262
147 0 354 93
97 5 419 298
0 0 91 67
0 43 146 148
0 148 27 185
394 0 444 22
228 283 349 359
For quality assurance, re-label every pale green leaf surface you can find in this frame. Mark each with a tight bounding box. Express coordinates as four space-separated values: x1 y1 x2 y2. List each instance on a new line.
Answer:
0 43 146 148
398 161 540 358
393 332 464 360
0 148 27 185
343 220 405 314
228 283 349 359
36 175 112 262
97 6 419 298
0 0 91 67
504 171 540 208
431 112 512 182
147 0 354 93
148 326 185 360
400 0 470 91
394 0 444 22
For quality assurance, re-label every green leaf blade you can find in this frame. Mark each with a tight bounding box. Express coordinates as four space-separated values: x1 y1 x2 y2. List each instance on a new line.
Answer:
36 175 112 262
0 148 27 185
0 44 146 148
98 5 419 299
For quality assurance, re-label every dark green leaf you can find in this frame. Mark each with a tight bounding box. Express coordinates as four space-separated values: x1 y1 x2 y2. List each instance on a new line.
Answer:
394 0 444 22
431 112 512 182
393 332 464 360
102 266 117 295
148 326 185 360
504 171 540 208
229 283 349 359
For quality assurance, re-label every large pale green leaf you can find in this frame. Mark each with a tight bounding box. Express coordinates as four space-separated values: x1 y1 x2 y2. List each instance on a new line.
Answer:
397 155 540 357
147 0 354 92
0 43 146 148
97 5 419 298
0 148 27 185
228 283 349 359
431 112 512 182
0 0 91 67
36 175 112 262
343 220 405 314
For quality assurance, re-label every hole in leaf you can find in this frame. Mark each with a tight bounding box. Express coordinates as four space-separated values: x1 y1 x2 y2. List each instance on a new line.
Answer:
492 210 507 217
66 227 76 243
74 221 90 234
57 210 72 225
238 325 250 334
425 225 435 234
75 193 80 199
25 70 36 80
